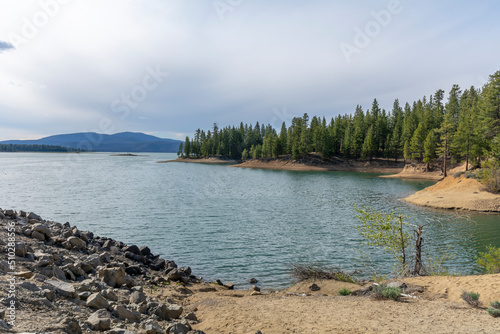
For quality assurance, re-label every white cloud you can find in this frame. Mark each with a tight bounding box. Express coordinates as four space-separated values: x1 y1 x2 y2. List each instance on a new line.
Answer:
0 0 499 139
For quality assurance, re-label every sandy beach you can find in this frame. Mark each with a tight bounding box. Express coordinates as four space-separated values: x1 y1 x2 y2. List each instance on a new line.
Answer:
403 174 500 212
148 275 500 334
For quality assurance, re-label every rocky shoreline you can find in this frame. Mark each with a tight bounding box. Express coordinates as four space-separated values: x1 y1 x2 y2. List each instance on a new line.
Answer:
0 208 209 334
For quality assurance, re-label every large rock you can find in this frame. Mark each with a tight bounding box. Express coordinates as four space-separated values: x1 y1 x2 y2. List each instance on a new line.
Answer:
141 319 163 334
27 212 42 221
62 263 86 278
113 304 141 322
99 252 111 263
4 209 16 218
125 265 142 276
167 323 189 334
150 258 166 271
166 304 183 319
45 317 82 334
15 242 27 257
87 309 111 331
31 230 46 241
150 303 169 320
53 265 67 280
140 246 151 256
45 279 76 298
102 289 118 301
98 267 125 288
129 291 147 305
33 223 51 238
68 236 86 250
123 244 141 255
86 293 109 309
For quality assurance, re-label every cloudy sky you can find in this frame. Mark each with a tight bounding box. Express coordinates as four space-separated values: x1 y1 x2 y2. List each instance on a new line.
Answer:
0 0 499 141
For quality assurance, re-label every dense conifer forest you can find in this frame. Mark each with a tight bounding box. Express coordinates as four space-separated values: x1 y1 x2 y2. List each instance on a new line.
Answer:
180 71 500 174
0 144 85 152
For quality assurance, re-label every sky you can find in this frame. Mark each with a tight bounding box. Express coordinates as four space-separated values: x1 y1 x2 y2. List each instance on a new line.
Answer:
0 0 499 141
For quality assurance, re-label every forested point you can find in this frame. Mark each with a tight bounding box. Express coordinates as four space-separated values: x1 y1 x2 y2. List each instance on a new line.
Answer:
180 70 500 178
0 144 86 152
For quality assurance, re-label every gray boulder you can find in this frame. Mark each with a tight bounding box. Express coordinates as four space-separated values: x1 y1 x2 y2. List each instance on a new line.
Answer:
15 242 27 257
27 212 42 221
31 230 46 241
129 291 147 305
33 223 51 238
68 236 86 250
87 309 111 331
167 323 189 334
141 319 163 334
98 267 126 288
113 304 141 322
45 279 76 298
86 293 109 309
166 304 183 319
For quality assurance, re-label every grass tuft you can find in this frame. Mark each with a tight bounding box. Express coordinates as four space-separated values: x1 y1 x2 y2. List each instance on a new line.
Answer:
338 288 352 296
461 291 481 308
373 285 401 301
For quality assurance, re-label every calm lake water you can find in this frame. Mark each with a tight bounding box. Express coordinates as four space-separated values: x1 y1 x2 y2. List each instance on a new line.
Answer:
1 152 499 288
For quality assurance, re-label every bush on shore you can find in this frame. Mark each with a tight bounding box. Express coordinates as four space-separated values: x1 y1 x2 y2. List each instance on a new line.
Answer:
290 263 359 283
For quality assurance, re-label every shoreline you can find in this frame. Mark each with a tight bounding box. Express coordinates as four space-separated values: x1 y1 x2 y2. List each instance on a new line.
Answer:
403 174 500 212
232 156 405 174
2 208 500 333
157 157 240 164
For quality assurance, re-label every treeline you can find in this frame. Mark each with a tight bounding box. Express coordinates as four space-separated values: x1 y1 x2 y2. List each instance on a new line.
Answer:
180 71 500 174
0 144 85 152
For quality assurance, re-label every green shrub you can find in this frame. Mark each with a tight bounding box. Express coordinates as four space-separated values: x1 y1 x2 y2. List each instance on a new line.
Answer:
477 160 500 193
461 291 481 307
338 288 351 296
373 285 401 301
487 307 500 318
490 301 500 309
477 245 500 274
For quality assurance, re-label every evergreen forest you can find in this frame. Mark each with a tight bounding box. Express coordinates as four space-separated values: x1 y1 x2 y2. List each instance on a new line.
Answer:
180 71 500 176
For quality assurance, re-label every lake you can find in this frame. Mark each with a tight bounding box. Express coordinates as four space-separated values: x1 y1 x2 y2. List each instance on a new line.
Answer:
1 152 499 289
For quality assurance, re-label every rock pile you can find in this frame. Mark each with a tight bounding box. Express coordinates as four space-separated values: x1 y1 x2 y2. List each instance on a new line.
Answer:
0 208 205 334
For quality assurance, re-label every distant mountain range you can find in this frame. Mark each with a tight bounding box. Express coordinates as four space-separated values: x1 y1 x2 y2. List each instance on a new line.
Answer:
0 132 182 153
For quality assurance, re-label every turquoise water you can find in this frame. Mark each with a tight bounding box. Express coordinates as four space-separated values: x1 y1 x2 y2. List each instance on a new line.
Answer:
0 152 498 288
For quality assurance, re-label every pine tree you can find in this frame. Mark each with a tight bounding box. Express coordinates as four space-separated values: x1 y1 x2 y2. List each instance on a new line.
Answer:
410 122 427 161
184 136 191 157
177 142 184 157
352 105 365 157
439 84 461 176
403 140 411 164
479 71 500 149
423 129 437 169
279 122 288 156
361 125 375 160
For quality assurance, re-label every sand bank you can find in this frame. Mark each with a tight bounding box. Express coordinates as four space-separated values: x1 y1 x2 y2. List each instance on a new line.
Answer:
232 157 404 174
403 174 500 212
160 276 500 334
157 157 239 164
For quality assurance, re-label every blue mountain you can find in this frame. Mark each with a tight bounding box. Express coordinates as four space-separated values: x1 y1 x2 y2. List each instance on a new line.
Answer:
0 132 182 153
